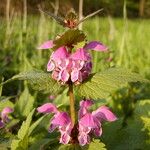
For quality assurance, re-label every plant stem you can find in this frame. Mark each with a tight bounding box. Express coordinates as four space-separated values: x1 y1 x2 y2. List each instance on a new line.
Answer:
69 83 76 125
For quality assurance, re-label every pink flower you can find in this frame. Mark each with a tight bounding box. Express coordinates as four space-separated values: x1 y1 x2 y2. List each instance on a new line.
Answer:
78 100 117 146
0 107 14 129
37 103 73 144
39 40 107 84
37 100 117 146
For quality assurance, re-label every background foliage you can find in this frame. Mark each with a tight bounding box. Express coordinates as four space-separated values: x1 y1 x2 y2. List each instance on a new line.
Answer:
0 0 150 150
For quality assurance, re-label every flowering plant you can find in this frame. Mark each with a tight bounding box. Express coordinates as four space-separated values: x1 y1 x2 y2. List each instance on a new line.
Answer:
1 9 149 150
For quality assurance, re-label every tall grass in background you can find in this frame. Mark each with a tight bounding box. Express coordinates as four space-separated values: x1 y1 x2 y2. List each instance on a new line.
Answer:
0 8 150 99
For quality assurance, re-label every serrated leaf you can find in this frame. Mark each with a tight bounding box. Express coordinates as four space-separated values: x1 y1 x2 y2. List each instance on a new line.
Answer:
11 109 35 150
85 139 106 150
15 86 34 117
53 29 86 49
3 70 65 94
76 68 149 99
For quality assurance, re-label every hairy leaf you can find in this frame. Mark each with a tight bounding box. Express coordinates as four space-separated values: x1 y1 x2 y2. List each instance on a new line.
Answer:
3 70 65 94
53 29 86 49
76 68 149 99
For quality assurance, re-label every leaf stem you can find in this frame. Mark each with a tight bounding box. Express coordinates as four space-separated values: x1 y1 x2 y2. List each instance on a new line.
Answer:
69 83 76 125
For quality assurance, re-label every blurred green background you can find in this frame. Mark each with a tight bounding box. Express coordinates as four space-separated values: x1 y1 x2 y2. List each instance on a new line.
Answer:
0 0 150 149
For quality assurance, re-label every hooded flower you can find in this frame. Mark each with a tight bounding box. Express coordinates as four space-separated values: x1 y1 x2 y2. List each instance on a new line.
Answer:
0 107 14 129
37 103 73 144
38 40 107 84
78 100 117 146
37 100 117 146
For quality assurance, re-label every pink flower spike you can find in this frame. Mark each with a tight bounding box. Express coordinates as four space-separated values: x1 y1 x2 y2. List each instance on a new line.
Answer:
92 106 117 122
38 40 54 49
84 41 107 51
1 107 14 123
37 103 58 114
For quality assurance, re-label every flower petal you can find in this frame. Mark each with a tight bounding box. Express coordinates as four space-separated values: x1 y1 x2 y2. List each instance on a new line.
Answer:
92 106 117 122
51 47 69 61
79 113 96 128
37 103 58 114
59 69 70 82
84 41 107 51
80 100 94 108
38 40 54 49
59 133 71 144
71 69 82 82
47 60 55 71
79 100 94 118
51 112 71 126
71 48 91 61
78 133 90 146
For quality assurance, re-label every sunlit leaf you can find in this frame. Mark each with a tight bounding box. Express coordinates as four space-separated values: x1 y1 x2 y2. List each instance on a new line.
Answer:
2 70 65 95
11 109 35 150
76 68 149 99
53 29 86 50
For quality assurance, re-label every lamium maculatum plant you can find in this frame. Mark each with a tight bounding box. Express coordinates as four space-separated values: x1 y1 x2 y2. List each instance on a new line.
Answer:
1 9 149 150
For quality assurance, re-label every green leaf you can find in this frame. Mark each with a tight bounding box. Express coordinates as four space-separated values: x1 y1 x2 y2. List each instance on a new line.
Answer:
53 29 86 49
29 138 56 150
2 70 65 94
86 139 106 150
0 99 14 111
76 68 149 99
134 99 150 117
18 109 35 140
11 109 35 150
58 144 81 150
15 86 34 117
28 115 46 136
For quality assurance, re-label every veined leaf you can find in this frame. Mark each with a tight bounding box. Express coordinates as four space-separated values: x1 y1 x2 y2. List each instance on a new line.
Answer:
2 70 65 94
76 68 149 99
53 29 86 50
